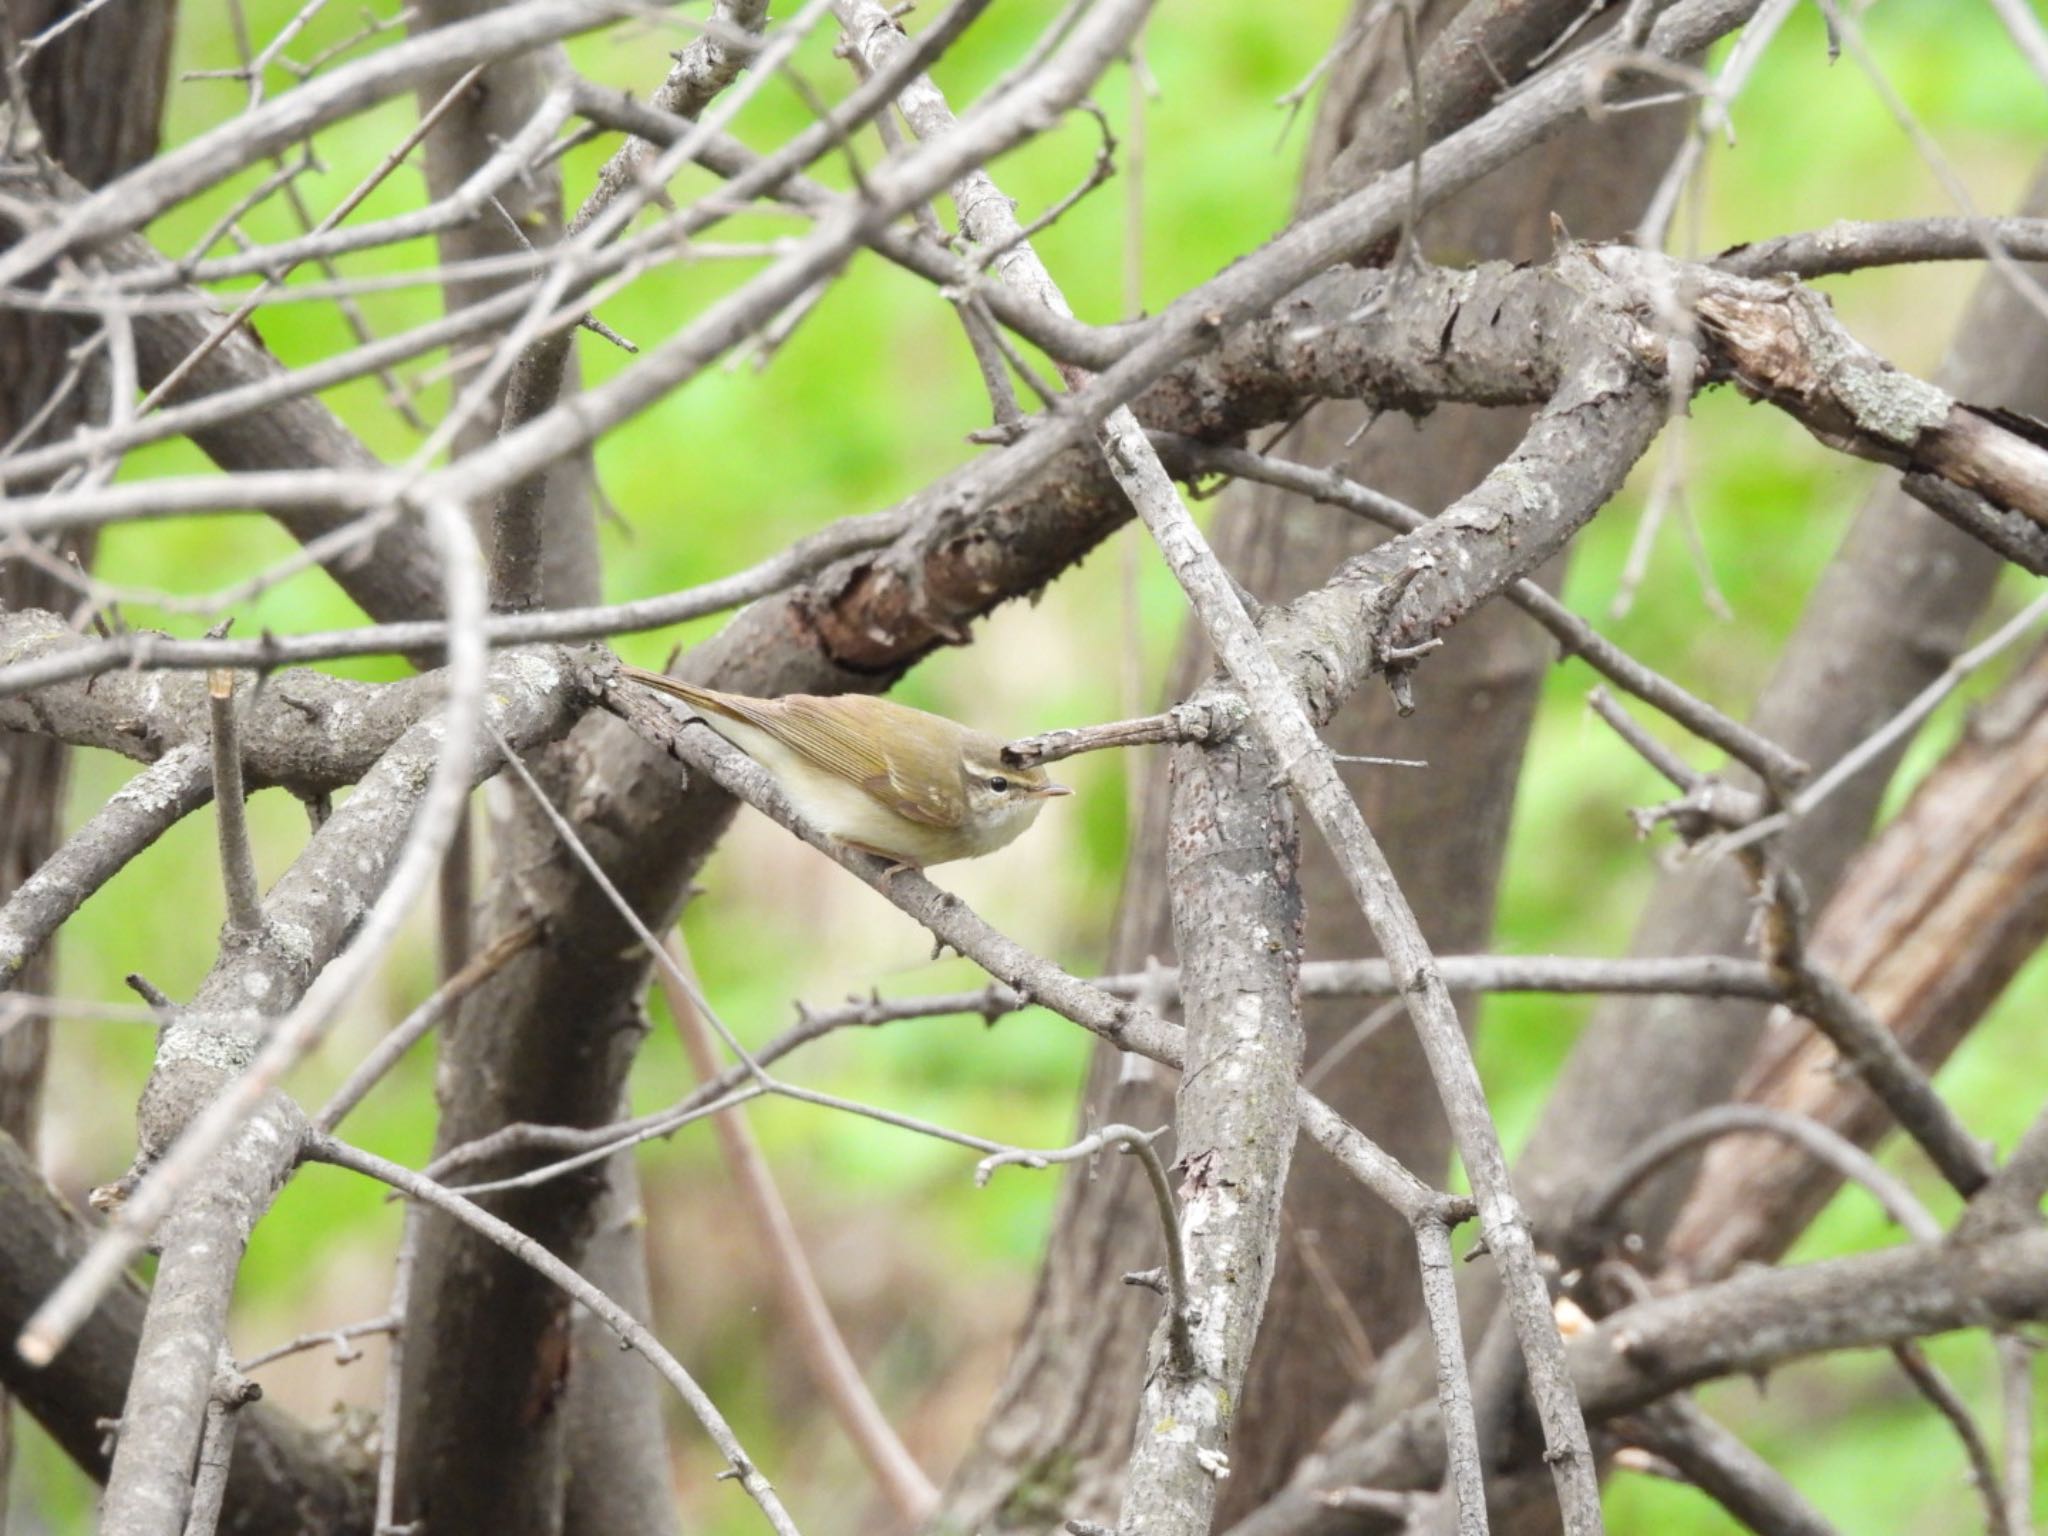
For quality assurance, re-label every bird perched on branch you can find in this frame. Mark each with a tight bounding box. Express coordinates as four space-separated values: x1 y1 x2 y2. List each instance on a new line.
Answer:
624 668 1071 870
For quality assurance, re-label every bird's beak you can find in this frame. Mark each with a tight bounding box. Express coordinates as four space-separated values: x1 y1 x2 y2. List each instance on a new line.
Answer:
1031 783 1073 798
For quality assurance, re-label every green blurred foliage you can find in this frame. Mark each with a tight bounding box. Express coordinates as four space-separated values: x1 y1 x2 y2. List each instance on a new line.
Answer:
11 0 2048 1531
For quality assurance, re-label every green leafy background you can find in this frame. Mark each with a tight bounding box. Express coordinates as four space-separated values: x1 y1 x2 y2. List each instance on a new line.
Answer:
11 1 2048 1531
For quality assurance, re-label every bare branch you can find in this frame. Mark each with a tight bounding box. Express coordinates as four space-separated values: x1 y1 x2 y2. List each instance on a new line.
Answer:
0 1132 367 1532
1415 1212 1487 1536
134 64 497 419
1714 589 2048 858
1771 937 1994 1198
0 502 913 695
1892 1342 2009 1536
1158 435 1810 792
1104 425 1603 1534
1232 1226 2048 1534
1997 1334 2035 1536
236 1315 396 1375
1574 1104 1940 1254
18 506 511 1379
657 932 938 1527
205 669 261 936
790 953 1785 1033
374 1216 417 1536
181 1360 259 1536
1002 697 1248 768
0 0 650 289
313 920 541 1133
306 1134 803 1536
1617 1397 1840 1536
1904 473 2048 579
1669 633 2048 1279
978 1124 1192 1377
1717 216 2048 280
1697 281 2048 525
0 745 211 991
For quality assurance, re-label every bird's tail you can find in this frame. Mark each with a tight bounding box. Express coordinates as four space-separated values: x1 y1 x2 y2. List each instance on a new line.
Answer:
620 667 730 717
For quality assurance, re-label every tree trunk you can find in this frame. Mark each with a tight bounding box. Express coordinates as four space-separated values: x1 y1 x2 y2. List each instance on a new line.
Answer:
934 7 1689 1528
0 0 179 1513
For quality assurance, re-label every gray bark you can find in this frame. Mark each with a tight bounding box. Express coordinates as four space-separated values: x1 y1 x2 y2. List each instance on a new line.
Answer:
1514 160 2048 1247
409 0 599 611
0 1130 370 1535
938 4 1688 1526
394 7 668 1528
1228 1225 2048 1536
0 0 178 1512
562 1153 683 1536
1226 152 2048 1536
1115 729 1303 1536
0 0 176 1139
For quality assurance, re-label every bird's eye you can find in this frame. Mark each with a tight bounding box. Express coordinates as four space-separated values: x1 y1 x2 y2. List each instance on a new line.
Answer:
988 775 1010 793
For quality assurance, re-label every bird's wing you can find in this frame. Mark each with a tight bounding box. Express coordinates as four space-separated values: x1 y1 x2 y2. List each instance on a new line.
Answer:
860 773 959 829
767 696 966 830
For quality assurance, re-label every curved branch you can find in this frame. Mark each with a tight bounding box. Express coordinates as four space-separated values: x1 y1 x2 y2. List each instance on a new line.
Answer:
307 1134 802 1536
1573 1103 1940 1253
1229 1226 2048 1536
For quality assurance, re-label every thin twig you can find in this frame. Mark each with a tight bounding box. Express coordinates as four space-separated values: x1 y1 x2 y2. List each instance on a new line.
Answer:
1588 686 1703 793
306 1134 802 1536
374 1211 419 1536
236 1315 396 1373
790 953 1785 1034
657 931 938 1527
0 506 917 696
136 65 497 417
1002 697 1247 767
1893 1341 2009 1536
207 668 262 935
1815 0 2048 332
1780 955 1994 1199
972 99 1118 272
978 1124 1193 1376
313 920 540 1132
1164 436 1809 791
1575 1103 1939 1245
180 1360 260 1536
1712 589 2048 858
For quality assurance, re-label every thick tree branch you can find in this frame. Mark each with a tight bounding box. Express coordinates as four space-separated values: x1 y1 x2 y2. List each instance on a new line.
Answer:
1228 1227 2048 1536
0 1132 368 1534
1697 280 2048 524
1115 716 1304 1535
0 609 453 770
